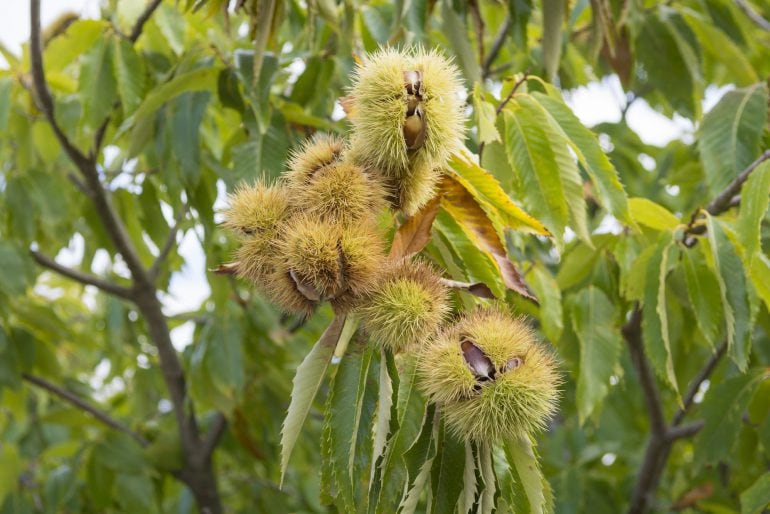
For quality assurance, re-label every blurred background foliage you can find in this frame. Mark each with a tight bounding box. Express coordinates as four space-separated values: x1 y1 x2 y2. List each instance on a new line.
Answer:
1 0 770 512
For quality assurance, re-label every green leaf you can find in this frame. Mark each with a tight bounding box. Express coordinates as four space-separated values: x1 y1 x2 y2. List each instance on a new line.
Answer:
698 84 768 195
541 0 564 81
0 242 32 296
740 472 770 514
474 85 501 145
628 198 680 231
570 286 623 423
641 234 679 394
635 10 699 118
171 91 210 186
280 316 345 485
706 215 752 370
478 443 496 514
737 161 770 259
43 20 106 72
505 435 551 514
680 246 722 347
400 405 437 514
370 350 393 483
695 369 768 466
530 265 563 343
459 442 478 514
0 77 12 133
327 345 375 511
531 91 631 225
680 8 758 87
79 36 117 127
440 0 481 84
429 420 465 514
112 37 146 116
0 444 22 505
749 253 770 312
375 355 426 513
503 103 569 246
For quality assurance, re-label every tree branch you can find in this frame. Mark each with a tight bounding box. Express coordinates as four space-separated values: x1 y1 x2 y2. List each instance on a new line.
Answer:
671 341 727 426
30 249 135 300
705 149 770 216
149 207 187 281
666 421 704 441
482 16 512 79
496 73 529 115
734 0 770 31
129 0 164 42
623 307 666 438
23 373 148 447
201 413 228 460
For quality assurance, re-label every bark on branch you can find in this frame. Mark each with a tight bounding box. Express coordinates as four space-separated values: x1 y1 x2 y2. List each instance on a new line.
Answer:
31 249 134 300
23 373 148 446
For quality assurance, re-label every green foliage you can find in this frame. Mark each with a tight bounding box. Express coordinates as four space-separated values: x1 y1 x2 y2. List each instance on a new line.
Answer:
1 0 770 513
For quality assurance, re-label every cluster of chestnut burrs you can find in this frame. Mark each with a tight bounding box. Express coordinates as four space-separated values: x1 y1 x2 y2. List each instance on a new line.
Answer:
223 48 558 443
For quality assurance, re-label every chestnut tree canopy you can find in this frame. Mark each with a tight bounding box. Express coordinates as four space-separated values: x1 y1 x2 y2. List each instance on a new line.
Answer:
1 0 770 513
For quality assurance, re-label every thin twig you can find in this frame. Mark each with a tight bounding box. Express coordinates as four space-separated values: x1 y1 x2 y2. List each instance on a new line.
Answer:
671 341 727 426
623 307 666 438
23 373 148 446
30 249 135 300
482 16 512 79
129 0 164 42
496 72 529 115
468 0 485 69
666 421 704 441
201 413 228 460
705 149 770 216
734 0 770 31
149 207 188 281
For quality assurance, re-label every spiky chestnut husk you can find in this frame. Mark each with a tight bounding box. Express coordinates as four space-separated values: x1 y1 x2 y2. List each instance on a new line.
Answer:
289 159 386 225
223 181 292 283
265 216 385 315
357 259 449 353
346 47 465 214
285 132 345 185
418 308 559 443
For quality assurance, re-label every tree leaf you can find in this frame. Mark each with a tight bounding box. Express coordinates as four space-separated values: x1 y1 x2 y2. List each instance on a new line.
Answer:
474 85 501 144
400 405 437 514
706 215 752 370
112 37 146 116
79 35 117 127
695 369 768 467
280 316 345 485
505 435 551 514
390 195 441 259
542 0 564 81
478 442 496 514
737 161 770 259
680 8 758 87
327 344 376 511
460 441 478 514
429 420 465 514
641 234 679 394
375 355 426 513
749 253 770 312
530 265 563 343
680 246 722 348
503 103 569 247
450 149 550 236
628 197 680 231
0 443 22 506
698 84 768 196
440 174 537 302
740 471 770 514
531 91 632 225
570 286 623 423
371 350 393 484
440 0 481 84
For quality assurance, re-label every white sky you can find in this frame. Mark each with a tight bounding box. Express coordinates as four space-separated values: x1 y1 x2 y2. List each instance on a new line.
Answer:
3 1 731 350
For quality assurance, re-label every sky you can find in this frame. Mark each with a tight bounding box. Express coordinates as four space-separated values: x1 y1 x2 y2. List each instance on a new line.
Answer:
1 1 729 351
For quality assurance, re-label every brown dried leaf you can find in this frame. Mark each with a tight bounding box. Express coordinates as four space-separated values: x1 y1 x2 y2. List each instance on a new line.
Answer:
389 194 441 259
440 175 538 303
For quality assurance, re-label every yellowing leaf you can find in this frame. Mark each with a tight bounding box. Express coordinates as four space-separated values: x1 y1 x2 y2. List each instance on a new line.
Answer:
440 175 537 302
389 195 441 259
451 150 550 236
628 197 680 230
